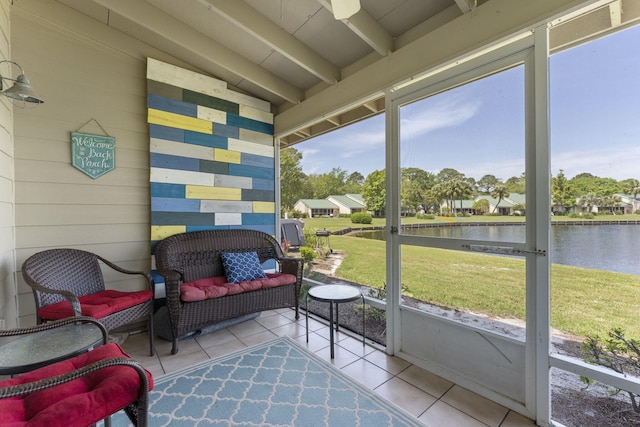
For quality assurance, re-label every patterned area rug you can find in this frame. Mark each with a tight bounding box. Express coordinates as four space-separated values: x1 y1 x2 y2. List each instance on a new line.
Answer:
112 336 423 426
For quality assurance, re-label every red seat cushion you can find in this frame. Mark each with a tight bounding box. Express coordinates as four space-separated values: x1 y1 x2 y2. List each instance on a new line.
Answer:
0 343 153 427
180 273 297 302
37 290 153 320
180 276 229 302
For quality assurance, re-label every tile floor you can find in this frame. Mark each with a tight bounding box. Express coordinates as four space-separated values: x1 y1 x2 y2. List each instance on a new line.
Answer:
120 308 537 427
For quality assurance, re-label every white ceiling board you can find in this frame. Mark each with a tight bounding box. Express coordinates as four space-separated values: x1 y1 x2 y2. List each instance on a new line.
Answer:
44 0 627 145
245 0 325 35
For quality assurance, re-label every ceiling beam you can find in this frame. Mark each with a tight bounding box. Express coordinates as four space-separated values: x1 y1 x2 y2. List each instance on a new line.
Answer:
318 0 393 56
201 0 340 84
91 0 303 104
609 0 622 27
454 0 477 14
276 0 585 138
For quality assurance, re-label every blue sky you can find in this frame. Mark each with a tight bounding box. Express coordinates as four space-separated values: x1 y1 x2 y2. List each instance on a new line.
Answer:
297 24 640 182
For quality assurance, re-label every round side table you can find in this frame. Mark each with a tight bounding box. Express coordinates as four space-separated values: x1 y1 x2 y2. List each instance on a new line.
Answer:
305 284 365 359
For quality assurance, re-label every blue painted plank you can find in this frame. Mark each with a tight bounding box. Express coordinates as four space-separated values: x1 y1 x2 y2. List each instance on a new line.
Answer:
187 225 229 232
148 94 198 117
185 131 228 149
227 114 274 135
242 189 275 202
252 178 275 191
152 212 215 226
241 213 275 225
229 164 274 180
151 197 200 212
150 152 200 171
149 124 184 142
230 224 276 235
213 123 239 139
150 183 186 198
241 153 274 168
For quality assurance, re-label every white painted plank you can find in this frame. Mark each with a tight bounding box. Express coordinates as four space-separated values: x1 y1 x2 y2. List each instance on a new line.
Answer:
197 105 227 124
147 57 227 95
228 138 275 157
214 174 253 189
239 128 274 146
151 137 213 160
239 104 273 124
200 200 253 213
150 167 215 186
214 213 242 226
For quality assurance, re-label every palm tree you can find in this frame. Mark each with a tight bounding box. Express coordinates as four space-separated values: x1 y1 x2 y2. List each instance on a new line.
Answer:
601 194 621 214
490 184 509 213
577 193 601 213
452 179 473 216
624 179 640 201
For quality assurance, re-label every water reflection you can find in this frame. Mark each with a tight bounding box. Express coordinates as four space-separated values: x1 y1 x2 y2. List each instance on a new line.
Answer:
357 224 640 275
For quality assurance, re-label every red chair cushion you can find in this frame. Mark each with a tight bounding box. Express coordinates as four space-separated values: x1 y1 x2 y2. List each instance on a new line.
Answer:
37 290 153 320
0 343 153 427
180 273 297 302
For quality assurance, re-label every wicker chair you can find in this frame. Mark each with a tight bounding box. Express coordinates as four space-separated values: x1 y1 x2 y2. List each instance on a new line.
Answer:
0 317 152 427
154 229 303 354
22 249 155 356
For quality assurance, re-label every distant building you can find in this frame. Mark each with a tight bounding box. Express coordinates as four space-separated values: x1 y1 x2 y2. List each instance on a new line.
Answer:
445 193 526 216
293 199 339 218
294 194 367 217
615 194 640 214
326 194 366 216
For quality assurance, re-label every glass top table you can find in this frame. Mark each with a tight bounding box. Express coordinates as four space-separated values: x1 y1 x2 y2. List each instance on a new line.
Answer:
0 317 107 376
306 284 365 359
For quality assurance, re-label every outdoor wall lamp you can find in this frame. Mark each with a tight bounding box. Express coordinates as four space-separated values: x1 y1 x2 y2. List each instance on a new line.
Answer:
0 60 44 108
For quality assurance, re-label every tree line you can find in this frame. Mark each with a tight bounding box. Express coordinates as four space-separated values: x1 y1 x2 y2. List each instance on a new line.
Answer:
281 148 640 215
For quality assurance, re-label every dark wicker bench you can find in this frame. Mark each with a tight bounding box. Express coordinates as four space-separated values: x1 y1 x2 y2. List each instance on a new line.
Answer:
153 229 303 354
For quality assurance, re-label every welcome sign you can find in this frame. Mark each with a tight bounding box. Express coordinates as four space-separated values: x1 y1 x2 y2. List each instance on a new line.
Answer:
71 132 116 179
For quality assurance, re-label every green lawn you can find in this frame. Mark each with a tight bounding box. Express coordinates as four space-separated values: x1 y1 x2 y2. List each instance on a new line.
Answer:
299 218 640 340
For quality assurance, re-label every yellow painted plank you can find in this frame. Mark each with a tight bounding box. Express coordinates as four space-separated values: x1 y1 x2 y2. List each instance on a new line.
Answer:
151 225 186 241
214 148 241 164
253 201 275 213
186 185 242 200
148 108 212 134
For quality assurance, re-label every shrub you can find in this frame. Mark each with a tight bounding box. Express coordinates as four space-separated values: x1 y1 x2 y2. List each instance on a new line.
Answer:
303 228 318 248
417 213 435 220
351 212 373 224
568 212 580 218
582 328 640 414
582 212 595 219
299 246 316 264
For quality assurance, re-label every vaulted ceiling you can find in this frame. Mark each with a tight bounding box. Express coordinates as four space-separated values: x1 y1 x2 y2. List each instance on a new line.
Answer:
54 0 638 147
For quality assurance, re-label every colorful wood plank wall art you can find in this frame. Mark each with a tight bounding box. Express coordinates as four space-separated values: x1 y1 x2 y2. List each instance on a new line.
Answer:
146 58 275 253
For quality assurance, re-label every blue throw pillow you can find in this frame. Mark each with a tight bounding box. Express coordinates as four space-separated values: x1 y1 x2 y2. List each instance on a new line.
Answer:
221 251 267 283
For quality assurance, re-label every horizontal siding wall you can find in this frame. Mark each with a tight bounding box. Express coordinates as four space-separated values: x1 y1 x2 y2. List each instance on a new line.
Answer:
147 58 275 257
0 0 16 329
10 0 216 325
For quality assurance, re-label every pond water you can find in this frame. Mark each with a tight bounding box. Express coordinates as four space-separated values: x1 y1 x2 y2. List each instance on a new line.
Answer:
355 224 640 276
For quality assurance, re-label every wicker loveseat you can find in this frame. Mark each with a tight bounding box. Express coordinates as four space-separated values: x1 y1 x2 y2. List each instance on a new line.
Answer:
153 229 303 354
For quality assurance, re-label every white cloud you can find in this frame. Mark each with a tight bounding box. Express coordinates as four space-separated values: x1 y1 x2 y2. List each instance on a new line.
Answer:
400 95 481 141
